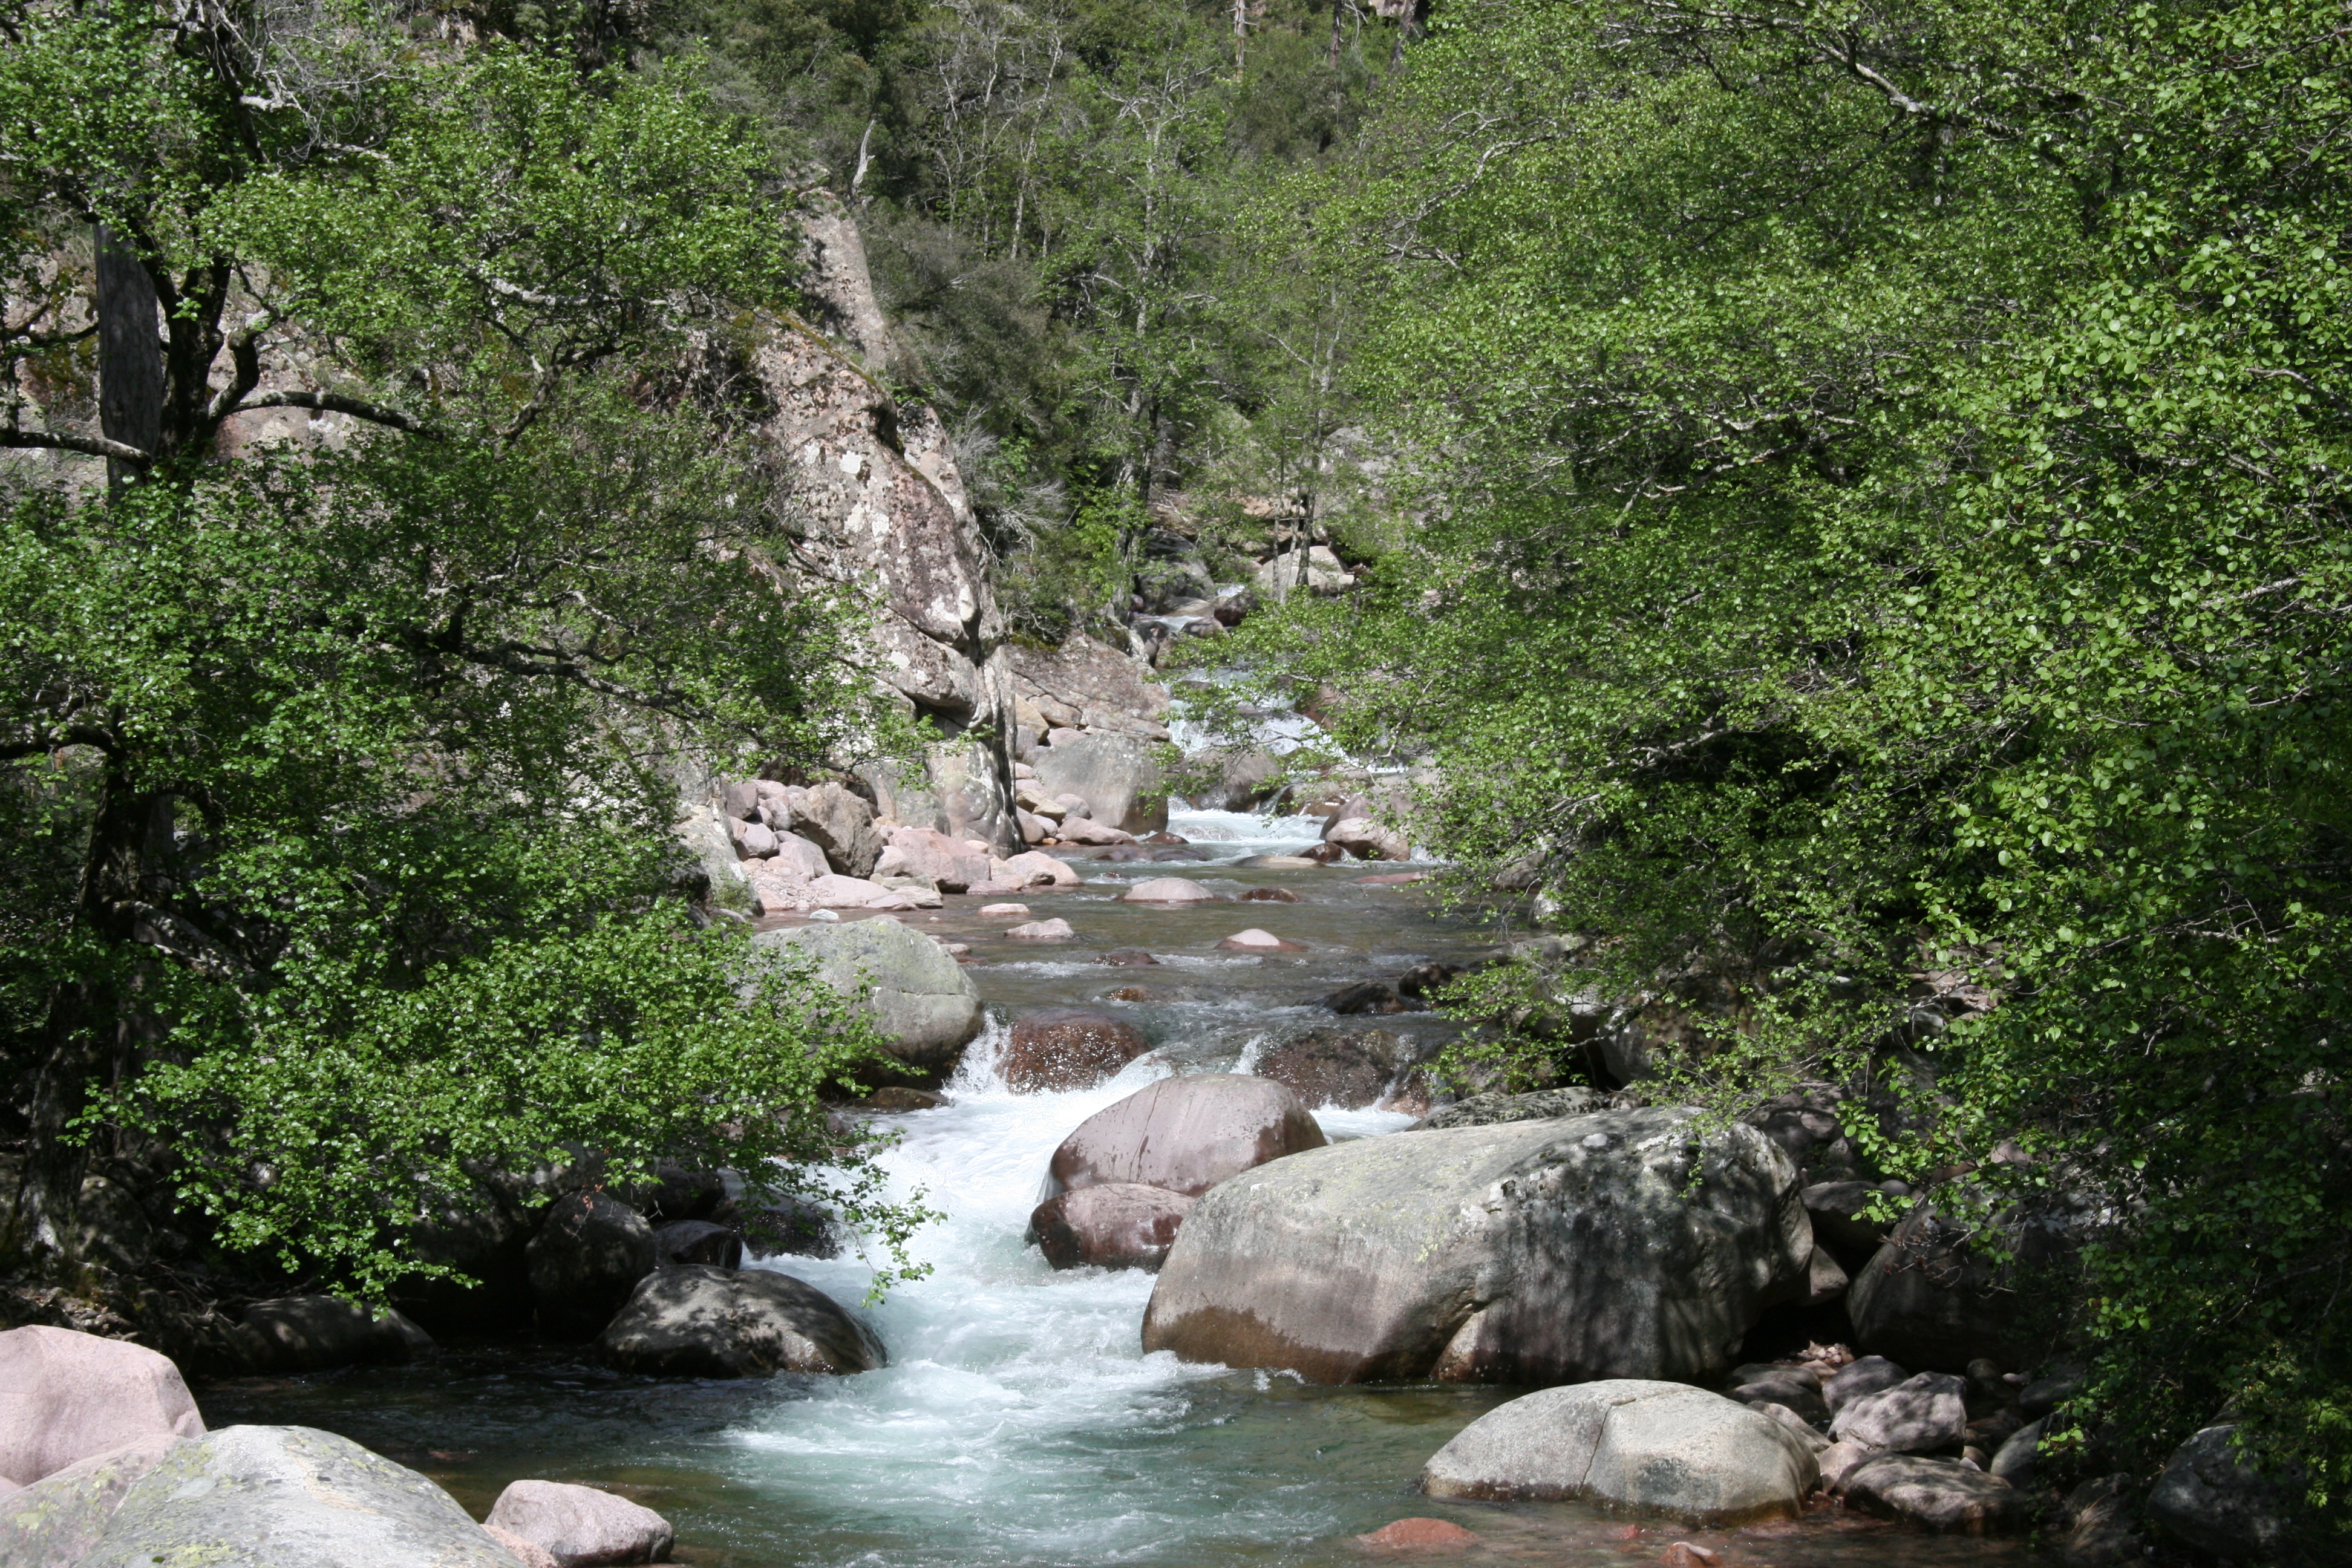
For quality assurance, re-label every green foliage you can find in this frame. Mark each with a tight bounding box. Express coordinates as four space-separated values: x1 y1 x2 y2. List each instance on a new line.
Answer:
1214 0 2352 1525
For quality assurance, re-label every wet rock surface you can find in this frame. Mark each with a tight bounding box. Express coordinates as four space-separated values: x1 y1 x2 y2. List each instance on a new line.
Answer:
595 1265 886 1378
1027 1183 1195 1270
1047 1074 1327 1198
1002 1007 1153 1093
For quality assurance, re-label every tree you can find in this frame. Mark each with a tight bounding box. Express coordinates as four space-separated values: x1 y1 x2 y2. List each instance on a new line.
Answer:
1 0 927 1302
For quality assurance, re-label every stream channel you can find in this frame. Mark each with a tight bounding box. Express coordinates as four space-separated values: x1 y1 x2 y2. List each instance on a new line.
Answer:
199 807 2058 1568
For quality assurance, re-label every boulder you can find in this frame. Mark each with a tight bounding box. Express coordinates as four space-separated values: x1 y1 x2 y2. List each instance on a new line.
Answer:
241 1296 434 1373
1823 1353 1909 1413
1027 1183 1195 1270
1048 1074 1327 1200
1255 544 1354 596
1006 918 1076 939
492 1526 561 1568
1240 886 1301 903
596 1265 885 1377
2147 1424 2298 1563
1420 1379 1818 1523
1031 732 1167 835
1829 1370 1967 1452
527 1191 656 1338
1323 981 1417 1015
1057 818 1136 847
1122 877 1217 903
728 817 779 859
638 1161 724 1223
69 1424 517 1568
886 827 991 892
0 1326 206 1487
396 1181 538 1334
1846 1198 2079 1371
1097 948 1159 967
760 918 984 1072
0 1434 185 1566
1840 1453 2030 1535
1140 1108 1809 1387
999 851 1081 887
1412 1088 1621 1130
1817 1440 1877 1495
1325 817 1410 861
767 829 832 881
1217 927 1306 952
789 782 882 877
1003 1008 1153 1093
722 780 760 820
1803 1241 1850 1305
734 1197 840 1259
1728 1367 1828 1426
1990 1416 2045 1485
1356 1517 1480 1550
652 1220 744 1269
1018 808 1053 843
1053 792 1092 819
1802 1181 1895 1266
978 902 1030 916
804 872 896 907
485 1479 674 1567
2059 1475 2149 1567
1251 1030 1394 1109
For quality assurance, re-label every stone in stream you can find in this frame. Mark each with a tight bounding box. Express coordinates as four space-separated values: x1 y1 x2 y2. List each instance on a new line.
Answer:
1829 1370 1967 1452
978 902 1031 916
757 918 983 1073
1823 1353 1910 1413
1356 1517 1480 1549
486 1479 675 1567
1139 1107 1810 1386
1120 876 1217 903
0 1326 206 1488
1057 818 1137 846
999 850 1082 886
596 1265 886 1377
1840 1453 2031 1534
1047 1074 1327 1199
1217 927 1306 952
1325 817 1410 861
1727 1365 1828 1426
1410 1087 1624 1130
1097 947 1159 966
1251 1028 1397 1109
1027 1183 1195 1270
241 1296 434 1373
883 826 991 892
728 817 779 858
1419 1380 1820 1523
1239 886 1301 903
652 1218 745 1269
2147 1423 2300 1563
65 1424 520 1568
1006 918 1076 940
1235 854 1318 869
1321 980 1420 1015
0 1434 187 1565
526 1191 656 1338
1003 1007 1153 1093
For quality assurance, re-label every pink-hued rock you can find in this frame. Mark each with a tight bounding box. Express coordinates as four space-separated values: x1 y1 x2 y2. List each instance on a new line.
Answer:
1047 1073 1327 1199
1057 818 1137 847
485 1479 675 1567
1121 877 1216 903
1217 927 1308 952
1357 1517 1481 1550
1325 817 1411 861
999 851 1082 887
807 873 894 907
978 903 1031 917
488 1524 560 1568
1002 1008 1152 1093
1006 918 1076 940
768 829 831 881
886 827 992 892
0 1326 206 1486
1027 1183 1195 1270
728 817 779 859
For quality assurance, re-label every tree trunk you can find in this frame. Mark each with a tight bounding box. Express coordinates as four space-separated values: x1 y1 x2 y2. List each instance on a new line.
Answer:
94 227 164 487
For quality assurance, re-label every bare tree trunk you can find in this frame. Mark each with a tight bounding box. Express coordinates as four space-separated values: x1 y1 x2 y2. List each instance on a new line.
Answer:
94 227 163 488
1328 0 1345 68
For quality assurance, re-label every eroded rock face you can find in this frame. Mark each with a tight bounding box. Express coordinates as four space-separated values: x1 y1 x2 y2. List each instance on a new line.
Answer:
1139 1108 1810 1387
759 918 983 1072
596 1265 886 1378
1420 1380 1818 1523
0 1326 206 1487
486 1479 675 1567
1003 1008 1152 1093
1047 1074 1327 1200
71 1425 516 1568
1007 635 1172 742
1027 1183 1194 1271
1031 733 1167 836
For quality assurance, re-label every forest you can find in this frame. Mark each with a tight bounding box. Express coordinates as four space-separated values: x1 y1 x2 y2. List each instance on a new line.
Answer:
2 0 2347 1561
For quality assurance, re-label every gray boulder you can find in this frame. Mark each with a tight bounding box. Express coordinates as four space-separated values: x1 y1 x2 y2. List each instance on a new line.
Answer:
1729 1367 1828 1426
485 1479 673 1567
758 918 982 1073
1990 1416 2045 1485
242 1297 433 1373
789 782 883 878
1047 1074 1327 1200
0 1327 206 1488
1412 1088 1625 1130
652 1220 743 1269
0 1434 185 1566
1846 1196 2090 1371
1840 1453 2030 1535
527 1191 656 1338
1031 733 1166 835
71 1425 518 1568
2059 1475 2149 1567
1420 1379 1818 1523
596 1265 885 1377
2147 1424 2298 1563
1823 1353 1909 1413
1829 1371 1967 1452
1140 1106 1811 1386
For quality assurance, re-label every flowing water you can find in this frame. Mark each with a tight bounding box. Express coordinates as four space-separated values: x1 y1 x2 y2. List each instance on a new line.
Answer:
199 809 2055 1568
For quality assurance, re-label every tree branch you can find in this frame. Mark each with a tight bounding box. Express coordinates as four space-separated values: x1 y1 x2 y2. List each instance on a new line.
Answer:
221 389 440 439
1 427 153 466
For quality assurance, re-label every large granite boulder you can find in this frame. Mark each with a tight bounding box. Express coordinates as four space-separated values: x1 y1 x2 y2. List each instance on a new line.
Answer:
241 1296 434 1373
1002 1008 1152 1093
1031 733 1167 835
596 1265 886 1377
1846 1195 2091 1371
0 1327 206 1487
69 1425 518 1568
526 1191 656 1338
1139 1107 1810 1386
883 826 990 892
1027 1183 1195 1271
486 1479 674 1567
1420 1379 1818 1523
1840 1453 2030 1535
2146 1424 2299 1563
789 782 883 878
1828 1370 1968 1452
0 1434 185 1566
1252 1029 1398 1110
759 917 984 1072
1046 1074 1327 1199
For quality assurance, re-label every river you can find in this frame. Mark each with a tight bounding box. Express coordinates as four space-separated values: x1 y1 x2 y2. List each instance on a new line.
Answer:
197 808 2056 1568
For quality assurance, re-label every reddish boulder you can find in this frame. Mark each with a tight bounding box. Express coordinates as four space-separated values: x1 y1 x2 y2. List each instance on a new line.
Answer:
1357 1517 1480 1550
1027 1183 1195 1270
1004 1008 1153 1093
1254 1030 1396 1109
1048 1073 1327 1198
0 1327 206 1487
